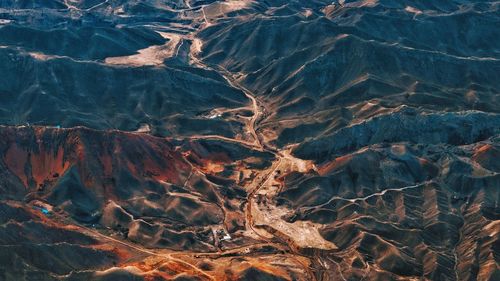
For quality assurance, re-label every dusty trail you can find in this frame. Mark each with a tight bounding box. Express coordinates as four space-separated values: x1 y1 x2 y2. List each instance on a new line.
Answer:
182 30 326 278
38 3 324 278
189 45 327 279
64 0 110 11
4 1 496 280
50 211 217 280
189 54 263 149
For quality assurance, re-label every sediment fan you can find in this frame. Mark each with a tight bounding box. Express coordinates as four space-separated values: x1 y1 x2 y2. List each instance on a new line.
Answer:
0 0 498 280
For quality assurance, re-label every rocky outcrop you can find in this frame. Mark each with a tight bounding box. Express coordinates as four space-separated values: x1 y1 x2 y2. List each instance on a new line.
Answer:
294 108 500 161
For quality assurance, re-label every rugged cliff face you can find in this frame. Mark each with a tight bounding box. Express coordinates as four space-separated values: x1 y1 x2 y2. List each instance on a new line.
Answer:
0 1 498 280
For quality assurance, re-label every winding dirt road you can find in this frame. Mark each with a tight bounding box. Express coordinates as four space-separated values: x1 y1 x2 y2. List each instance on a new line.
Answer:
51 2 322 279
189 45 323 280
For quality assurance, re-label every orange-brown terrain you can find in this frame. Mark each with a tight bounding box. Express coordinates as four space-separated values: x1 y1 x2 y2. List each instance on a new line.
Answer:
0 0 499 280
